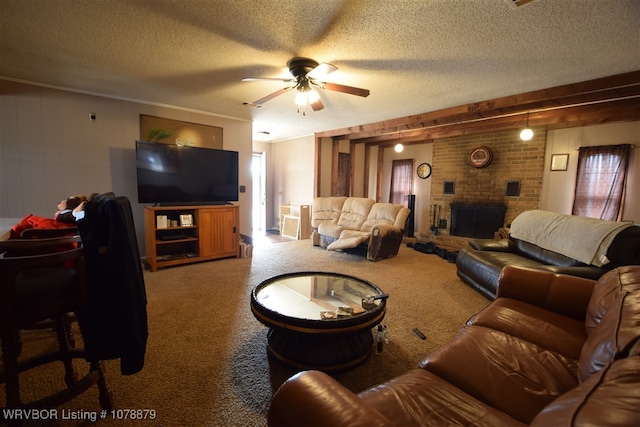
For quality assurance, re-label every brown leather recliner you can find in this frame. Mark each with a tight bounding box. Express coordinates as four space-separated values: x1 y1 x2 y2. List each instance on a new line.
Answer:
268 265 640 426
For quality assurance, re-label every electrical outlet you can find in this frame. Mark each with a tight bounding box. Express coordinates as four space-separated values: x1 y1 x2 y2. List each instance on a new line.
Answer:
89 112 97 122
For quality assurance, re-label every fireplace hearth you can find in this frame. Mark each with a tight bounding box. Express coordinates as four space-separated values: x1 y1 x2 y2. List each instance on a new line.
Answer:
450 203 506 239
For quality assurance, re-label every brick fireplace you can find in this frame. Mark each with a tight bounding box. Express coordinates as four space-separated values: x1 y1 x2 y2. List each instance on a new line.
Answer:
429 128 546 236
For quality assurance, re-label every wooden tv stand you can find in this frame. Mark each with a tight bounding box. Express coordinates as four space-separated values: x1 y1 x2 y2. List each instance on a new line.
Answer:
143 205 239 271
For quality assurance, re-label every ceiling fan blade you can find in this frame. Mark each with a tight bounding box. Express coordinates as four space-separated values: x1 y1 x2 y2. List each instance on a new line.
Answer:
307 62 338 80
253 87 292 105
242 77 294 82
310 98 324 111
322 82 370 97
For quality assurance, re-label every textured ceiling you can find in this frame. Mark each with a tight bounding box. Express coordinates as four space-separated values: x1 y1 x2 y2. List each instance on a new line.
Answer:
1 0 639 142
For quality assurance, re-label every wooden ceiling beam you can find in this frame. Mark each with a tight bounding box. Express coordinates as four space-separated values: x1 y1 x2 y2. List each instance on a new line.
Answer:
316 70 640 142
355 97 640 144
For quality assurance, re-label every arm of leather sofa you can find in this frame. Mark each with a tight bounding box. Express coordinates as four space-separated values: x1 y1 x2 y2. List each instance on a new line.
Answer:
370 223 401 237
530 356 640 427
496 265 596 321
368 224 404 261
268 370 392 427
537 265 606 281
469 238 515 252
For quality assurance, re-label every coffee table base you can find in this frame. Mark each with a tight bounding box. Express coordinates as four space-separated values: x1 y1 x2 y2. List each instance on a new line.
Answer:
266 328 374 372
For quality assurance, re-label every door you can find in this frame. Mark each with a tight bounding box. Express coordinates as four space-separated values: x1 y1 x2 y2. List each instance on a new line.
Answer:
337 152 350 196
252 152 267 232
199 207 239 258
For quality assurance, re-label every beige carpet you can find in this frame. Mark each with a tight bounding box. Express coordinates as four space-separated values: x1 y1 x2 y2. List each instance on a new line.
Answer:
2 240 490 426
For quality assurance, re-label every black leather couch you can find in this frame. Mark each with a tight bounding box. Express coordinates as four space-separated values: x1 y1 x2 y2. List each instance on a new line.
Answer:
456 224 640 300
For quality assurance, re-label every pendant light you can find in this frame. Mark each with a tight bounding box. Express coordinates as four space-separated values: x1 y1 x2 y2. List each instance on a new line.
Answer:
394 129 404 152
520 113 534 141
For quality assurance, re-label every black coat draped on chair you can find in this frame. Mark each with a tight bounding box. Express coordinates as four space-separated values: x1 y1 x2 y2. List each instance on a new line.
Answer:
76 193 148 375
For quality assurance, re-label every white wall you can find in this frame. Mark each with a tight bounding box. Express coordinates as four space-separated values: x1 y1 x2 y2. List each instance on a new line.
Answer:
270 134 315 230
542 121 640 222
0 80 253 254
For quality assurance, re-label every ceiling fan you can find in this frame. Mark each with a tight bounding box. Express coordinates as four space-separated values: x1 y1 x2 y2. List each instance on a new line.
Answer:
242 57 370 113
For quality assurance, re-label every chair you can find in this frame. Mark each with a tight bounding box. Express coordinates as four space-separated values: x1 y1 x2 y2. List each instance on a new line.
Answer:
2 235 82 344
20 226 78 239
0 236 112 418
1 234 80 257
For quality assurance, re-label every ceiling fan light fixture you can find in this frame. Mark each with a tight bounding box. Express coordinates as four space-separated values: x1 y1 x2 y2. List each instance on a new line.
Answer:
307 89 320 104
243 57 370 116
295 91 308 107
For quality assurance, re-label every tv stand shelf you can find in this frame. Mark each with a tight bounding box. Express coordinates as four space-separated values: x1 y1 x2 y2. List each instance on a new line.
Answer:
144 205 239 271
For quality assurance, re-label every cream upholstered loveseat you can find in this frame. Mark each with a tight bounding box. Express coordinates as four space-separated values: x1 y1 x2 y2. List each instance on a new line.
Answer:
311 197 410 261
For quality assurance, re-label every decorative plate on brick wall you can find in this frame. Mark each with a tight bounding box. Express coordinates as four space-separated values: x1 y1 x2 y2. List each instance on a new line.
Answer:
469 146 493 168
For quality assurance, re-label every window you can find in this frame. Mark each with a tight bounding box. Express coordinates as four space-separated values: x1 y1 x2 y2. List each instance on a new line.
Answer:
389 159 414 206
572 144 631 221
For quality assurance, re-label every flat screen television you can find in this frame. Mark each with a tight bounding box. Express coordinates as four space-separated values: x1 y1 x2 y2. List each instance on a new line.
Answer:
136 140 239 205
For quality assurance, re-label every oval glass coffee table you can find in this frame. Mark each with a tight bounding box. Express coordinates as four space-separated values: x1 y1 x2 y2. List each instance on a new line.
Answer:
251 271 387 372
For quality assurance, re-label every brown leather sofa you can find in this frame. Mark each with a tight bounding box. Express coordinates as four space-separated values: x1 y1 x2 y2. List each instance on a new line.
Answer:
455 210 640 299
267 265 640 426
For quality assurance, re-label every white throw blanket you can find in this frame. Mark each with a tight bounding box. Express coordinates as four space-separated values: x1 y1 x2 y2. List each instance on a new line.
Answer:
510 210 632 267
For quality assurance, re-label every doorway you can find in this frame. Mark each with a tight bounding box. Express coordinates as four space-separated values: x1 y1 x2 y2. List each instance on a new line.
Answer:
252 152 266 233
337 152 351 196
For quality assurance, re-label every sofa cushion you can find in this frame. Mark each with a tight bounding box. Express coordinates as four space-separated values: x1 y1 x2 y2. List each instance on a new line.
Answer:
468 298 587 361
531 356 640 427
455 247 548 297
317 223 345 239
359 368 526 427
394 206 410 230
495 266 596 321
360 203 402 232
336 198 375 230
579 266 640 382
419 325 578 424
310 197 347 228
512 239 587 267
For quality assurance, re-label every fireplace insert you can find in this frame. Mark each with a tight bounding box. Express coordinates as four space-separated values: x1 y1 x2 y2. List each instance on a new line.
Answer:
450 204 506 239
